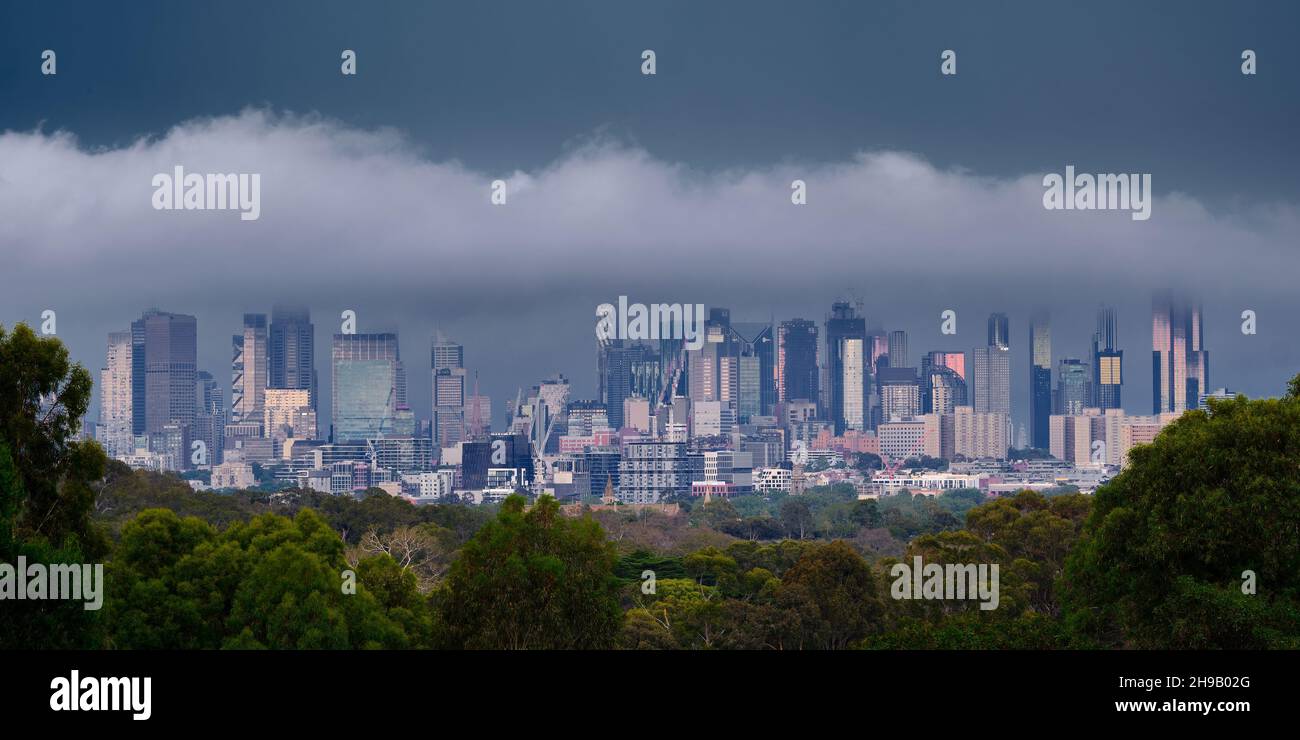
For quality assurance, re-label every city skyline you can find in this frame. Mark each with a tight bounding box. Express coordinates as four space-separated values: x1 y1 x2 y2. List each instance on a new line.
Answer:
76 294 1260 450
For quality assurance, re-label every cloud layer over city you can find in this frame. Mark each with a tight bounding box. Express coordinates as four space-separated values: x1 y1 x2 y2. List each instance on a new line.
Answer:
2 109 1296 422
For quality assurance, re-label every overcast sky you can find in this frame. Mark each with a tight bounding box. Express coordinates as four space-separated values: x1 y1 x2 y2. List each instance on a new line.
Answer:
1 0 1297 431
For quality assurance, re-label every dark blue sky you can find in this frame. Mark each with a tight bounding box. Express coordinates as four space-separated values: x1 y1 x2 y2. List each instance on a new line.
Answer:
4 1 1297 202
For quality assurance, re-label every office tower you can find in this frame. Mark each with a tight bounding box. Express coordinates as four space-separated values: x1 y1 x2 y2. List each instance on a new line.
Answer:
1152 297 1209 414
737 353 761 422
1030 312 1052 450
920 352 967 414
231 313 267 424
686 309 739 409
269 305 316 410
877 366 921 421
193 370 225 466
99 330 133 458
1092 305 1123 411
1055 358 1090 415
131 310 197 437
732 322 775 416
825 301 867 434
264 388 317 451
601 340 652 430
887 330 909 370
923 350 966 381
777 319 819 406
924 365 966 415
629 349 664 407
431 336 466 447
332 332 403 443
973 312 1011 418
988 313 1010 350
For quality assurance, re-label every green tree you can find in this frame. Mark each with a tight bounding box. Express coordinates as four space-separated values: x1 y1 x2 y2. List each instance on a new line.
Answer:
0 323 107 556
777 541 884 649
1062 386 1300 648
779 498 814 540
105 508 421 649
437 495 623 649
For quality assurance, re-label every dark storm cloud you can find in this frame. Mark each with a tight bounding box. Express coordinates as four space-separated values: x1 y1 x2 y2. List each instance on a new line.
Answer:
0 109 1297 428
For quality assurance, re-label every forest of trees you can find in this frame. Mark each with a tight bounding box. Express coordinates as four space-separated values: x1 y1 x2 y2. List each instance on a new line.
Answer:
3 322 1299 650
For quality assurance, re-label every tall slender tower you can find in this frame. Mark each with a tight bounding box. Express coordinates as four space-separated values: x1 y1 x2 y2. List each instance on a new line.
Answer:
100 330 133 457
973 313 1011 416
269 305 316 411
231 313 268 424
777 319 819 406
1092 305 1123 410
1029 312 1052 450
431 335 466 447
825 301 867 434
131 309 198 436
1152 297 1208 414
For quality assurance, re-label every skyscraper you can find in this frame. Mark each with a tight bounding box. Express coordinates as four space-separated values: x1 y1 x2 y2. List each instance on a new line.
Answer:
1055 358 1090 415
988 312 1010 351
887 330 909 370
1152 297 1209 414
825 301 867 434
1092 305 1123 411
1030 312 1052 450
431 336 466 447
269 305 316 411
973 313 1011 417
777 319 819 406
877 366 920 421
131 310 198 437
601 340 650 431
99 330 133 457
732 322 775 417
332 332 403 443
231 313 267 424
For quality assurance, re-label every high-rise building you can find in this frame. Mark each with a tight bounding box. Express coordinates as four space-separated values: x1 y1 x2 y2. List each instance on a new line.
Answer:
431 336 466 447
972 313 1011 417
231 313 267 424
1055 358 1090 415
825 301 867 434
732 322 776 416
193 370 225 466
264 388 316 452
332 332 403 443
1152 297 1209 414
887 330 909 370
131 310 198 437
1092 305 1122 411
618 440 689 503
923 364 966 415
988 313 1010 351
269 305 316 411
877 366 921 421
99 330 134 458
1030 312 1052 450
601 340 651 430
777 319 819 406
953 406 1010 460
